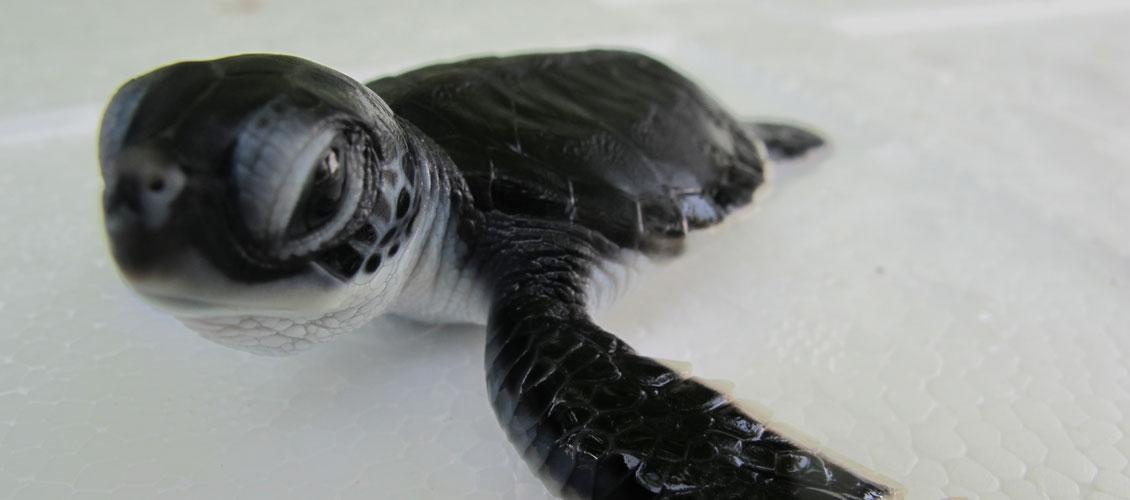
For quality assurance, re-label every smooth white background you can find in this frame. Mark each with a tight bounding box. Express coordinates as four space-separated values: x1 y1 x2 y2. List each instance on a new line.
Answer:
1 1 1128 498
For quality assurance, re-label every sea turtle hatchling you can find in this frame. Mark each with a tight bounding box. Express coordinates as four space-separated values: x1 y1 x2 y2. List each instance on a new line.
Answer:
99 50 892 499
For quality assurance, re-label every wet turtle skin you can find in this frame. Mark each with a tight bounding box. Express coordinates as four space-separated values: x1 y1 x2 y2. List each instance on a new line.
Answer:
369 51 766 256
371 50 888 499
98 50 891 499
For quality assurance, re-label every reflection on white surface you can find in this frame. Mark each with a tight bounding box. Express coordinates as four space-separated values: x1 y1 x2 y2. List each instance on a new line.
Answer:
1 1 1128 499
0 104 102 147
830 0 1130 36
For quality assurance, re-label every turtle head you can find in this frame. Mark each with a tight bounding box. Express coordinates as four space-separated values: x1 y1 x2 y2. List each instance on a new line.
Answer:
99 54 421 354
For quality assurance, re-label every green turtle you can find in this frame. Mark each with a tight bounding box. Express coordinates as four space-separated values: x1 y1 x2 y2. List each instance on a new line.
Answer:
99 50 890 499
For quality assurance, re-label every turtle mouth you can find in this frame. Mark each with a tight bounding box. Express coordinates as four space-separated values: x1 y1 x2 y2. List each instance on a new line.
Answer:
117 247 345 319
136 290 246 317
134 288 312 318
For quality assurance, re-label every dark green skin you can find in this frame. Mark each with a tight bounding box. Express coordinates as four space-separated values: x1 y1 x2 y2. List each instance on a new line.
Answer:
101 50 889 499
370 51 766 255
376 50 886 500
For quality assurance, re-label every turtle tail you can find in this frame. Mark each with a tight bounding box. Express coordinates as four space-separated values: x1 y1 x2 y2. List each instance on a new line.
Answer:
745 122 827 162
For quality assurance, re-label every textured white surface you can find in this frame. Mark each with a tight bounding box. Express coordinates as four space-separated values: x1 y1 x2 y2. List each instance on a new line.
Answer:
2 1 1129 499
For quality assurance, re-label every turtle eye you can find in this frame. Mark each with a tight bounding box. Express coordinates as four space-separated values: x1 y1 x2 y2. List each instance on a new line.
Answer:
288 147 347 236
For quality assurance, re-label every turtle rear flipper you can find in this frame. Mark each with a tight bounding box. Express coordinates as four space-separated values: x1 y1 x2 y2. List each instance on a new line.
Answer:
479 213 893 499
746 122 827 162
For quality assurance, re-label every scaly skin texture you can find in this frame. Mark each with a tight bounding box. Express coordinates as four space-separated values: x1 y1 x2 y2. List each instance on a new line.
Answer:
370 50 767 256
101 51 893 499
474 213 891 499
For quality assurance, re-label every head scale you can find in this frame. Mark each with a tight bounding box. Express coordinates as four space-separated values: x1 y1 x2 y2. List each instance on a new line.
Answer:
99 54 422 354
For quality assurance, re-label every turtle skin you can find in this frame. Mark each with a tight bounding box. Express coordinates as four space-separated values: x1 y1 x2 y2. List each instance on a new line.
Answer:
369 50 766 256
474 212 889 500
368 50 891 499
97 49 885 498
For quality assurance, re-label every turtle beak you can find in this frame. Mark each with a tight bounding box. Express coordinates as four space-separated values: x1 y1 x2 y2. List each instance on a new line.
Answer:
102 144 188 279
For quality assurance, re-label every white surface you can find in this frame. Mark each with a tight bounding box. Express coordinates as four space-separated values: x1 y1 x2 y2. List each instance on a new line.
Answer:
2 1 1129 499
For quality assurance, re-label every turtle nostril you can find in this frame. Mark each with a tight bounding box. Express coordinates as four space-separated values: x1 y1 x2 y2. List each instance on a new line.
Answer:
103 169 188 277
106 176 144 216
103 157 185 231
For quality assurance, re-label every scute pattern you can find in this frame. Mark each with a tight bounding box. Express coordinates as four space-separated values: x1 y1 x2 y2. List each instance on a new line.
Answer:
476 212 890 499
369 50 766 255
315 132 421 281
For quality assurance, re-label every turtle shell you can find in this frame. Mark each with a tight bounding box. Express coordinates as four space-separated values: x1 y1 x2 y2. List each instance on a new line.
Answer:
368 50 765 254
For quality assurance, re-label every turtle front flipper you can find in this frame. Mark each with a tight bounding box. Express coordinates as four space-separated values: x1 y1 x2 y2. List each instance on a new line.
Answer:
477 213 893 500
